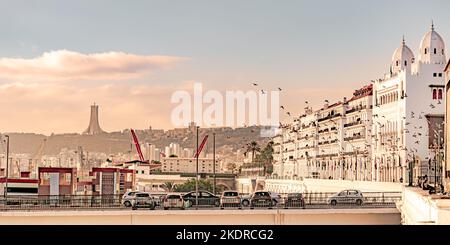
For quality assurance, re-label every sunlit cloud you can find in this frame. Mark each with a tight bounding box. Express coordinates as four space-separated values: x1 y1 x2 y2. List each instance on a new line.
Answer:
0 50 186 82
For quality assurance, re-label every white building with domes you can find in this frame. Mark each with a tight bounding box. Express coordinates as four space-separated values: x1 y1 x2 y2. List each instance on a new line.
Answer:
372 23 446 184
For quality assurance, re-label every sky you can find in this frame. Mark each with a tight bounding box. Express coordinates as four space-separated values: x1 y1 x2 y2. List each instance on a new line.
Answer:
0 0 449 134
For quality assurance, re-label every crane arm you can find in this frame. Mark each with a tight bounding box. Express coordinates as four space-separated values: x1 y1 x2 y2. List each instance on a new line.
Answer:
130 129 145 162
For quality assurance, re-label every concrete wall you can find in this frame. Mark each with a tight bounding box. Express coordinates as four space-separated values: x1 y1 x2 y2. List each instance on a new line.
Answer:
400 187 450 225
264 178 403 193
0 209 400 225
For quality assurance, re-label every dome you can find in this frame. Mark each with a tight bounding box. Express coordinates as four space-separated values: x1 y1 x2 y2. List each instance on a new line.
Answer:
391 38 415 75
418 23 446 64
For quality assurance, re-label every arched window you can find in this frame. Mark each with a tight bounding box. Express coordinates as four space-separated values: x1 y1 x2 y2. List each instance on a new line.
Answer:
432 89 437 100
438 89 443 100
404 60 407 66
425 48 428 54
443 49 445 55
396 61 399 66
412 58 415 63
434 48 437 54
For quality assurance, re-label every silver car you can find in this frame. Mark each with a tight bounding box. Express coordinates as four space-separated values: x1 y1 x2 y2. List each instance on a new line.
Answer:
122 191 138 207
328 190 364 206
131 192 157 210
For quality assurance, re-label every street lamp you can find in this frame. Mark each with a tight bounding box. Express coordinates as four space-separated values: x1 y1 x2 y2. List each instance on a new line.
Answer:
408 151 414 186
433 129 443 189
195 126 199 209
4 135 9 198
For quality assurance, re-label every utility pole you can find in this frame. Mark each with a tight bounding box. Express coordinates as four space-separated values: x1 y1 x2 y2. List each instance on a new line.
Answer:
213 132 216 195
4 135 9 198
409 153 414 186
195 126 199 209
355 150 358 181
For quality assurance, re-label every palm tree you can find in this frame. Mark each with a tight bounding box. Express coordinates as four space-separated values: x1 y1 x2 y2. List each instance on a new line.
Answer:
257 141 274 175
162 182 176 192
245 141 261 163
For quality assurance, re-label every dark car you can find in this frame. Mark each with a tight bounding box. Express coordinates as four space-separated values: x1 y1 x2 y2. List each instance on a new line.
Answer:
182 191 220 207
250 191 274 208
284 193 305 208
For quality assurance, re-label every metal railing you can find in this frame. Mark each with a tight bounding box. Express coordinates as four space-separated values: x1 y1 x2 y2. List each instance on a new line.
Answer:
0 195 124 211
0 191 401 211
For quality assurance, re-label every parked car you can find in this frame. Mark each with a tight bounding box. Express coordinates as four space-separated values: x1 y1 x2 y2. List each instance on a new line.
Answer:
122 191 138 207
220 191 241 208
163 193 185 210
131 192 157 210
250 191 274 208
284 193 305 208
268 191 282 205
241 194 251 207
182 191 220 207
328 190 364 206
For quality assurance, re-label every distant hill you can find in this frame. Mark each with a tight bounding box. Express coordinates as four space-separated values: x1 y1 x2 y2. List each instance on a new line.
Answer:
1 126 271 156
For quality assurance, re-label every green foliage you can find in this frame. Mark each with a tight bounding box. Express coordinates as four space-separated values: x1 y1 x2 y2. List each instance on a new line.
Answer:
254 141 274 175
244 141 261 163
173 178 224 193
151 169 162 174
162 182 176 191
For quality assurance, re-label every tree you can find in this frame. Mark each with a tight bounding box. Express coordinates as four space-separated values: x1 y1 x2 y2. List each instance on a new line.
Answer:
256 141 274 175
244 141 261 163
173 178 223 193
162 182 176 192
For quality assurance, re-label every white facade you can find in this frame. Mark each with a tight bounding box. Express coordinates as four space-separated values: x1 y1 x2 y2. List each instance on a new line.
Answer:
273 85 373 181
373 24 446 183
444 59 450 190
273 24 447 184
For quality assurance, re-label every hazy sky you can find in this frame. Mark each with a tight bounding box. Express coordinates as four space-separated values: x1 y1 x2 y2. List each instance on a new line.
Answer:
0 0 449 134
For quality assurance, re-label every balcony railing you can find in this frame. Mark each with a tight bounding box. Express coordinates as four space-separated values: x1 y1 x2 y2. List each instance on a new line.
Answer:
344 121 362 128
317 113 341 122
345 105 371 114
344 134 365 141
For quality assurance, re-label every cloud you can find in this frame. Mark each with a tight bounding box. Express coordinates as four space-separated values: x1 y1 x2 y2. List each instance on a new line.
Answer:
0 50 185 82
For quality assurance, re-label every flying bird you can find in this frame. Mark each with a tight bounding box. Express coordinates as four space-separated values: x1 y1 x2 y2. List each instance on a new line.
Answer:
252 82 258 86
325 99 329 103
261 90 266 94
286 112 291 116
280 106 285 110
278 87 282 91
430 103 435 109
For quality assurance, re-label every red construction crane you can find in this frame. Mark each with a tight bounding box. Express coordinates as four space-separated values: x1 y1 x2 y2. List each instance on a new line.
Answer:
130 129 146 162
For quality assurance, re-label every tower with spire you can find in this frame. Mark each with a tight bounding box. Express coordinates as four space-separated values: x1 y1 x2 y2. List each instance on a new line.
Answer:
83 103 106 135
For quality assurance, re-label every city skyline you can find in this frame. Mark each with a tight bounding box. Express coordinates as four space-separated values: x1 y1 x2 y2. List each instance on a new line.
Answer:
0 0 450 134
